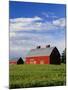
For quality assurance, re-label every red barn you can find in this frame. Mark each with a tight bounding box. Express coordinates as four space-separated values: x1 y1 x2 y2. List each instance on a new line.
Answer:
25 46 61 64
9 60 17 64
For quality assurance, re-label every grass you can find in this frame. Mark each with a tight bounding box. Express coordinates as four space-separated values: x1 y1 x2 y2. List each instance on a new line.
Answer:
9 64 66 89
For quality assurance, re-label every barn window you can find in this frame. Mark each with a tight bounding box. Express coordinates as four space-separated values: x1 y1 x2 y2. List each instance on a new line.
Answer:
34 61 36 64
40 60 44 64
30 59 34 64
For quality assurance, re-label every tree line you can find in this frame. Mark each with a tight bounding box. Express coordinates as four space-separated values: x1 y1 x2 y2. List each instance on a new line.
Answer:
61 48 66 64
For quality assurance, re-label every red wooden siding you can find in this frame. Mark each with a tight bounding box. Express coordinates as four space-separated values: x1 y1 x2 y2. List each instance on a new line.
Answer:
9 61 17 64
25 56 50 64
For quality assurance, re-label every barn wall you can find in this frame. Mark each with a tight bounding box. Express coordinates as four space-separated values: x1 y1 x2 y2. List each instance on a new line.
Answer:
9 61 17 64
25 56 50 64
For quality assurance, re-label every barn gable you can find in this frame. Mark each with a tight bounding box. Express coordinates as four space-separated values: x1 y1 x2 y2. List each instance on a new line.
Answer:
50 47 60 64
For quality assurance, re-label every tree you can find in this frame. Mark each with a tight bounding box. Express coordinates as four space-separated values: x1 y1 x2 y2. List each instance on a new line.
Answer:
61 48 66 63
17 57 24 64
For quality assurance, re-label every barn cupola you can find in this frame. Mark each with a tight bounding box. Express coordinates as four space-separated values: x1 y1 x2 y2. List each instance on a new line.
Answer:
46 45 50 48
37 46 41 49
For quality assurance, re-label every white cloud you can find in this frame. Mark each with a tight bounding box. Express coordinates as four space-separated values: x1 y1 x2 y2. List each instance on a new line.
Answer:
10 16 42 31
53 18 66 27
42 12 49 18
9 16 66 58
10 31 65 52
10 16 42 23
42 12 58 19
10 17 66 32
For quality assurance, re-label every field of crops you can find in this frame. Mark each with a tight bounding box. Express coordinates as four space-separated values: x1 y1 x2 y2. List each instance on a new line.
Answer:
9 64 66 89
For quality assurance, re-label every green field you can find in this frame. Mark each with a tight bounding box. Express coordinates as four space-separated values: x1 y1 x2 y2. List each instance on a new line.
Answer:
9 64 66 89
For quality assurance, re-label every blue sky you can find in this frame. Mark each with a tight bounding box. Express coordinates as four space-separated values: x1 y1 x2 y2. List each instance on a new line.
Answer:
9 1 66 59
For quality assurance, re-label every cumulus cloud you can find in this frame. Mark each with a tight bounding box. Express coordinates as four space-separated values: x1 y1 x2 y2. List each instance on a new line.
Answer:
10 16 42 23
9 16 66 59
10 17 66 32
10 33 65 58
10 16 42 31
53 18 66 27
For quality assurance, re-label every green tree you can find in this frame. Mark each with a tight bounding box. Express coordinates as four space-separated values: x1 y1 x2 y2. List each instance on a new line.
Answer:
17 57 24 64
62 48 66 63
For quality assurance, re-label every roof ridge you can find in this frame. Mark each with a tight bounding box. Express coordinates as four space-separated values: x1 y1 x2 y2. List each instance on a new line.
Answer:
31 46 55 51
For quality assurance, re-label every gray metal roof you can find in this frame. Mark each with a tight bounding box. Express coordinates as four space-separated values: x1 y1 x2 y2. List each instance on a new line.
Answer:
26 47 55 57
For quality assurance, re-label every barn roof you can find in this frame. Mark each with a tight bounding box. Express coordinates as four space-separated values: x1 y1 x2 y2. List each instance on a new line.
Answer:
26 47 56 57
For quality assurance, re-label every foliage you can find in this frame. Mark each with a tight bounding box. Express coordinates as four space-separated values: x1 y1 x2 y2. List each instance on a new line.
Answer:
9 64 66 89
17 57 24 64
61 49 66 63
